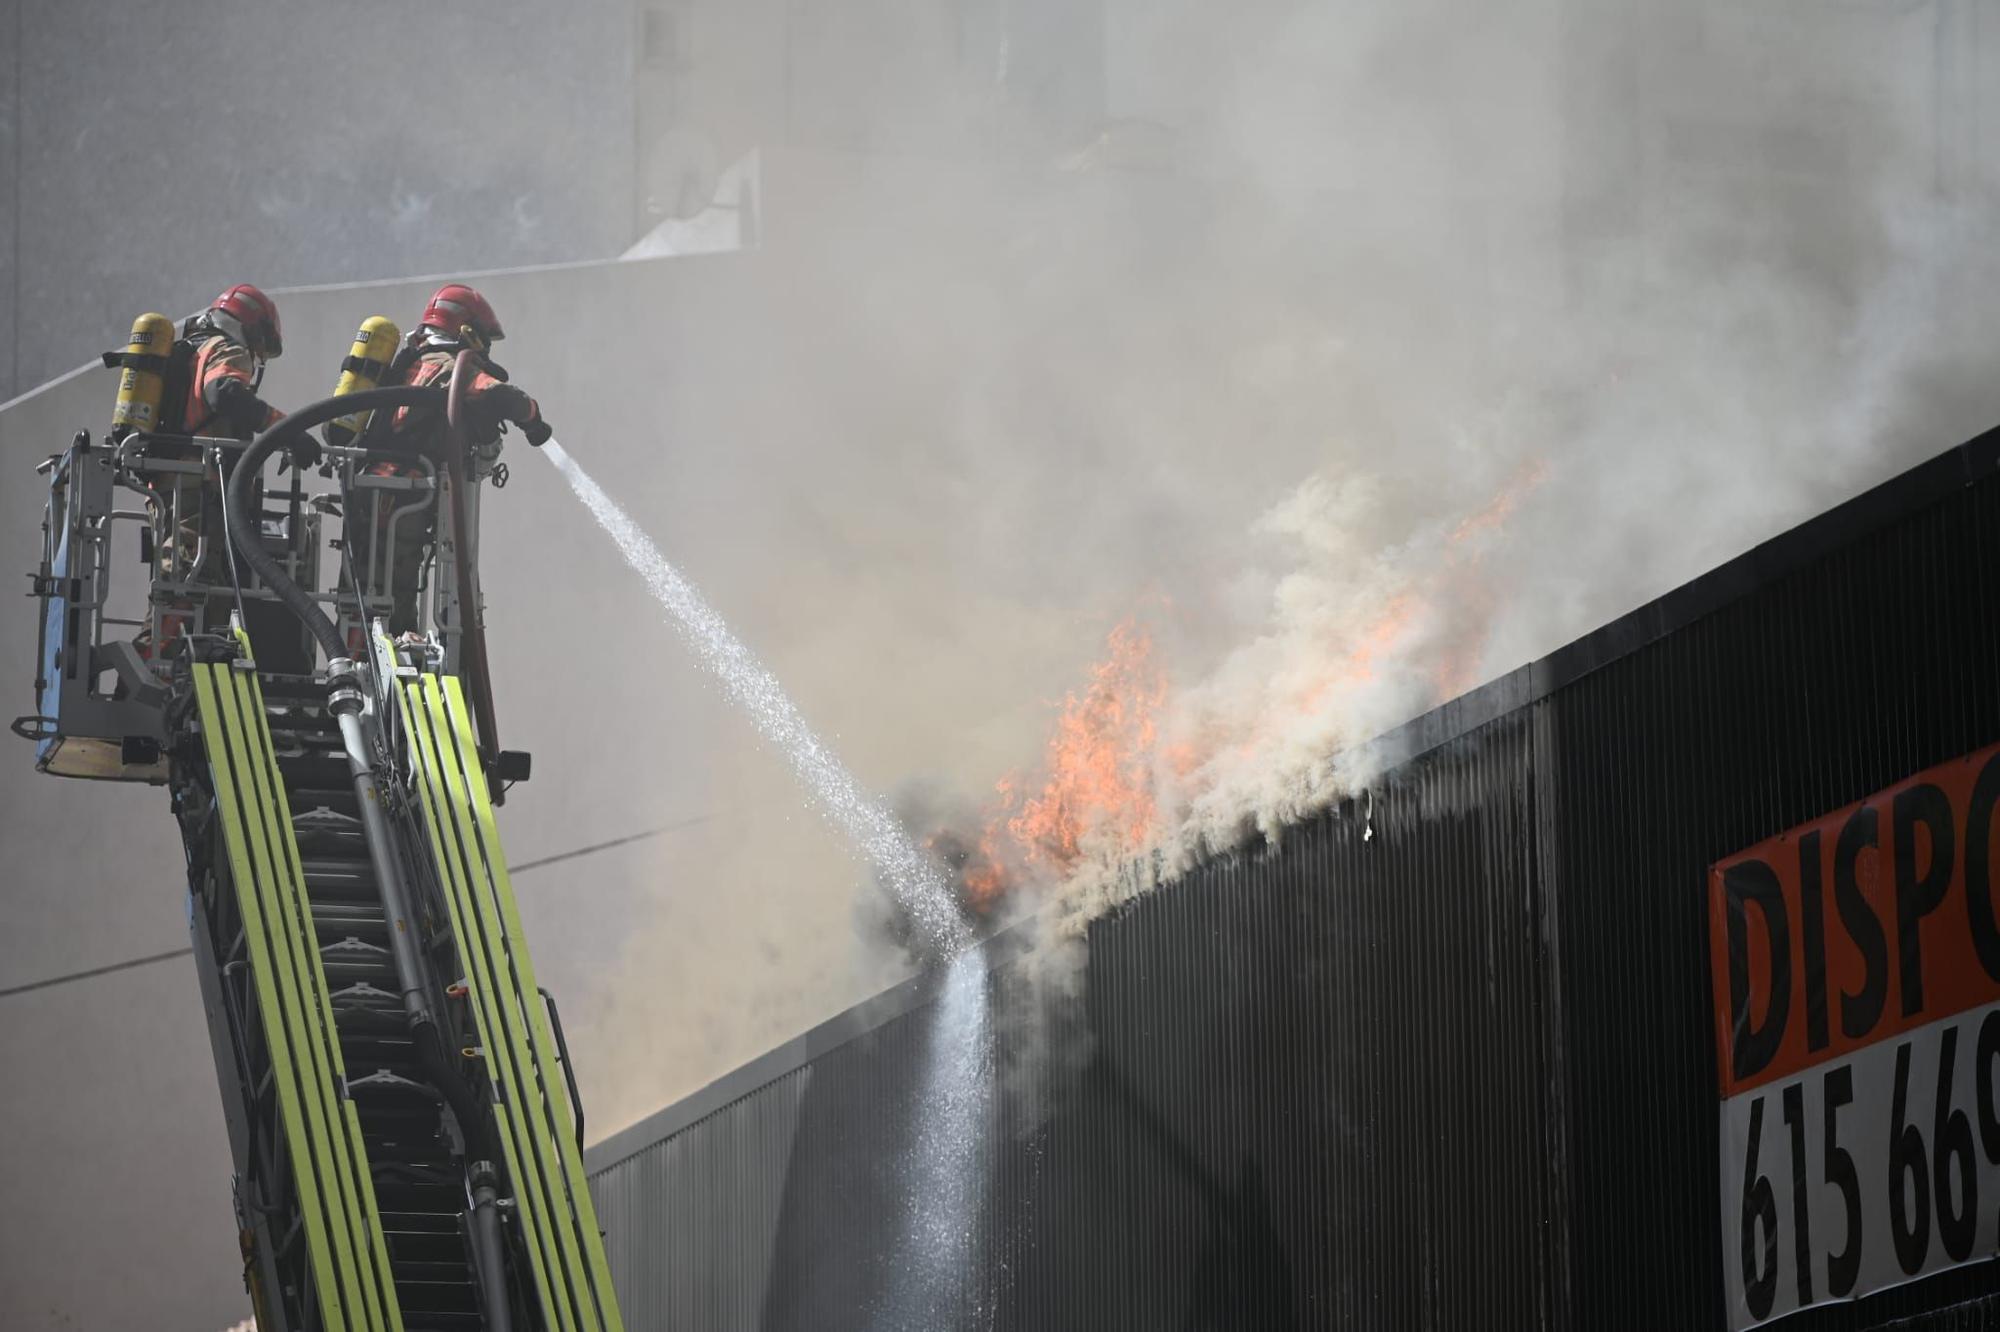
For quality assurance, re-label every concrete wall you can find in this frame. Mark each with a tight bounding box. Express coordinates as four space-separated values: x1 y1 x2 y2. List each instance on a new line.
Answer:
1556 0 1999 308
0 0 1120 403
0 0 636 402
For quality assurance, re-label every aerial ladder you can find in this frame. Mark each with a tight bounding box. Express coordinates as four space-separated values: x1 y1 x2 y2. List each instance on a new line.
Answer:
15 324 626 1332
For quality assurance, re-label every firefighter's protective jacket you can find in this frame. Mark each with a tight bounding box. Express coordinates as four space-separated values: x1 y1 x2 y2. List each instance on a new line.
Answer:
389 348 541 456
179 333 282 439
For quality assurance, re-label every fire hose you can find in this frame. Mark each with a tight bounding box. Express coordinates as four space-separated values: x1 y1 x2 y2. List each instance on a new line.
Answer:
444 348 503 769
223 373 502 768
223 383 444 664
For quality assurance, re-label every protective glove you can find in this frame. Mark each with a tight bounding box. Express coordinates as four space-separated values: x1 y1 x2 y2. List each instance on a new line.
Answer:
215 377 282 437
290 434 324 473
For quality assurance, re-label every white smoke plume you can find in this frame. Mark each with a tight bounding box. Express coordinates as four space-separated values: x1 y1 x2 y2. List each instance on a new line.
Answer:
1017 193 2000 932
552 0 2000 1129
10 17 2000 1329
979 84 2000 940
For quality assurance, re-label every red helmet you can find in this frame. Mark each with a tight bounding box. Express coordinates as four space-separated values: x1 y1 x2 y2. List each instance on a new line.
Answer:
420 283 505 344
209 283 283 359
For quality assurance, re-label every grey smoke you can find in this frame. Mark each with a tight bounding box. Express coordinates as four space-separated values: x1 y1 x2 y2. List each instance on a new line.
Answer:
7 5 2000 1326
575 1 2000 1141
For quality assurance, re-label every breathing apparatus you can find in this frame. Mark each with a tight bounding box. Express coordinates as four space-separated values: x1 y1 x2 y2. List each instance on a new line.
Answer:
324 317 403 448
102 313 177 438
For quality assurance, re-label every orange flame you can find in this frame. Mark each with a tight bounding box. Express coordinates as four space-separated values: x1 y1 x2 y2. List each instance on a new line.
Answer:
964 617 1166 905
1451 457 1547 546
962 458 1547 905
1294 593 1418 716
1292 457 1549 715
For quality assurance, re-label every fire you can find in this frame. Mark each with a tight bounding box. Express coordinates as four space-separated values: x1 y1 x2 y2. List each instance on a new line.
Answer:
959 457 1548 909
1295 593 1417 715
963 617 1167 907
1293 457 1548 714
1009 617 1166 863
1451 456 1547 546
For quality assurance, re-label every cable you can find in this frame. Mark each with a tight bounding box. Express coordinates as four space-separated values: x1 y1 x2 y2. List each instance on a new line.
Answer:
0 947 194 999
0 818 705 999
212 446 249 628
508 816 709 874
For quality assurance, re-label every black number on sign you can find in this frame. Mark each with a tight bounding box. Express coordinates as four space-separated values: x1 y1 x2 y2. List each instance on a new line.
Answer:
1782 1083 1813 1305
1824 1064 1861 1298
1978 1012 2000 1165
1890 1041 1931 1275
1743 1095 1779 1318
1980 1013 2000 1241
1933 1027 1978 1261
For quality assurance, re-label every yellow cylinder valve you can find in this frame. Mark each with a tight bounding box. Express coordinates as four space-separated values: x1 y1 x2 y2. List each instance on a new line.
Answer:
324 315 401 447
108 312 177 437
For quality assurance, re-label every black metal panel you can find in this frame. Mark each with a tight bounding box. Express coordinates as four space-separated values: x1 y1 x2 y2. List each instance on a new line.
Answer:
1552 466 2000 1332
587 431 2000 1331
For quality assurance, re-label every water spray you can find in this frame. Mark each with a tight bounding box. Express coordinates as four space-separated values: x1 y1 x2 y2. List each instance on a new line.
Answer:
878 947 995 1330
540 440 969 958
544 440 995 1325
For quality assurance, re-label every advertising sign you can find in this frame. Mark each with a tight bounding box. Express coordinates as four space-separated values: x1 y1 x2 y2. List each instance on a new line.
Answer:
1710 743 2000 1328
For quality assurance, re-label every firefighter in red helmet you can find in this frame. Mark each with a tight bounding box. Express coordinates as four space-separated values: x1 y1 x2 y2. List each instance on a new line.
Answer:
151 285 288 606
394 283 552 449
104 283 287 659
178 283 285 438
347 283 552 634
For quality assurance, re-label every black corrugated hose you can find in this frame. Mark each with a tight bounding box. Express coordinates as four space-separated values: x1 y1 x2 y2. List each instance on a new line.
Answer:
223 384 448 667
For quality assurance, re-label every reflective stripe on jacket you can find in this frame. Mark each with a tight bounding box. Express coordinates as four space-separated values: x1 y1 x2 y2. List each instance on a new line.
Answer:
179 333 280 438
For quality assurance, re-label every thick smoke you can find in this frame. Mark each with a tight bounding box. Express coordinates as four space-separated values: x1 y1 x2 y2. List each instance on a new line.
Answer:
905 0 2000 943
8 10 2000 1326
556 0 2000 1129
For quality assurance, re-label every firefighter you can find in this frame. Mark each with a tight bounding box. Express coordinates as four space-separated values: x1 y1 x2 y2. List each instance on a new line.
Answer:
346 283 551 635
152 285 287 571
136 285 286 653
176 284 286 439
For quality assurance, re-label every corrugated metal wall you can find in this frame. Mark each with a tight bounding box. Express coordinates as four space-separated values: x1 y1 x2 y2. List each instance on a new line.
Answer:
587 432 2000 1331
594 1069 810 1326
1549 455 2000 1331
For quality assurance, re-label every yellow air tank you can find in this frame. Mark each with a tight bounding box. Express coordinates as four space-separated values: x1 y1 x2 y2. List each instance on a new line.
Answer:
109 313 177 437
324 316 401 447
